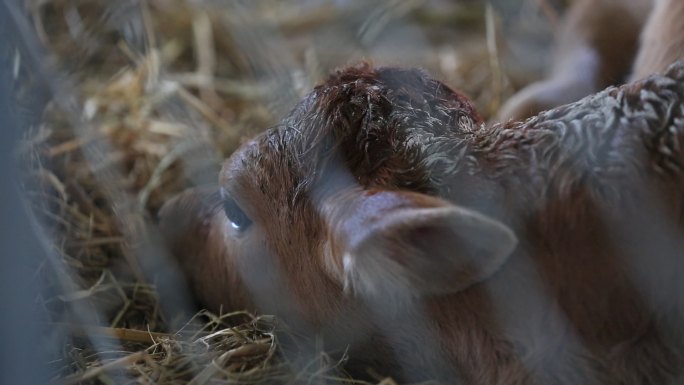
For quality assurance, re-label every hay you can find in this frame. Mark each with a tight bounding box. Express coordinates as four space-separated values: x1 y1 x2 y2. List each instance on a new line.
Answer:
16 0 561 383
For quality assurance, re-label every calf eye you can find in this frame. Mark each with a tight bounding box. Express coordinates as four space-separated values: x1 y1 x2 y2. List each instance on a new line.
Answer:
222 196 252 231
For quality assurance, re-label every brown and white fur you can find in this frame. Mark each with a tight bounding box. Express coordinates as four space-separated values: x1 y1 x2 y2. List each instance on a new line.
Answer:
160 60 684 383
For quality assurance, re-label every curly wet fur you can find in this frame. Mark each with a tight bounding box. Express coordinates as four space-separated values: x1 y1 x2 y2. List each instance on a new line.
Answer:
161 61 684 384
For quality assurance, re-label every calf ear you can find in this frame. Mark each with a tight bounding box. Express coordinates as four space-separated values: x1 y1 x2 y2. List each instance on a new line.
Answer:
325 190 517 303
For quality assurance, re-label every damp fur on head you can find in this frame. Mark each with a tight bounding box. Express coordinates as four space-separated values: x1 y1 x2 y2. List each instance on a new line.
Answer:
252 62 485 204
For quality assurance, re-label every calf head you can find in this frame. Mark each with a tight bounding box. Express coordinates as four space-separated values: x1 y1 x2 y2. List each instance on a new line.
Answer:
160 63 518 328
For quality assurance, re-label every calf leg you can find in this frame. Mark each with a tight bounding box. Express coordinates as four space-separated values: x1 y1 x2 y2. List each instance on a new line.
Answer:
630 0 684 81
497 0 651 122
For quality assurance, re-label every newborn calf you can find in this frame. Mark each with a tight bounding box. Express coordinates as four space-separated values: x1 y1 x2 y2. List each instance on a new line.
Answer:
160 62 684 384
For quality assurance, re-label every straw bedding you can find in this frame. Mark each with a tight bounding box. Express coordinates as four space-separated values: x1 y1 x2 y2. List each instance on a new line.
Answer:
15 0 559 383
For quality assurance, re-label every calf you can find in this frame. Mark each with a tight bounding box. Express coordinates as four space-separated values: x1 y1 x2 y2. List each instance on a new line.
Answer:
160 62 684 384
497 0 684 122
